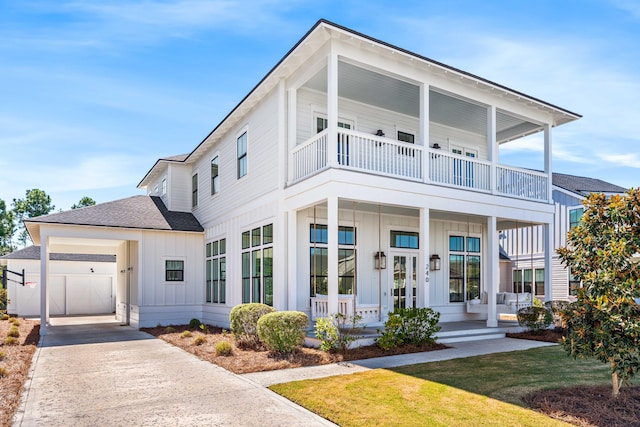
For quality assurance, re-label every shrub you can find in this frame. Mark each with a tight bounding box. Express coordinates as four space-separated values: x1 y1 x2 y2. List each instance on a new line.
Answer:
4 336 18 346
165 326 175 333
1 314 8 321
517 306 553 333
545 300 570 329
229 303 276 348
194 335 206 346
0 350 6 360
7 326 19 338
0 288 8 313
314 313 364 352
180 330 193 338
215 341 233 356
189 318 202 329
257 311 308 354
377 307 441 350
0 367 7 378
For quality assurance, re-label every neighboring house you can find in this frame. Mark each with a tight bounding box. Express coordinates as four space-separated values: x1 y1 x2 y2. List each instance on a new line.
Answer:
0 245 117 317
500 172 627 301
24 20 582 335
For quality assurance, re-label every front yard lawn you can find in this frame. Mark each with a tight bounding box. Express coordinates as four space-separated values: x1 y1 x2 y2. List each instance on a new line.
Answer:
271 346 639 427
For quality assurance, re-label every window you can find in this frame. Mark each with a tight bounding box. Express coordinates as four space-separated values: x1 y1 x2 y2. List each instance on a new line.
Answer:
512 268 544 295
309 224 356 296
449 235 481 302
390 230 419 249
242 224 273 305
206 239 226 304
237 132 247 179
192 174 198 207
165 260 184 282
569 207 584 228
535 268 545 296
211 156 219 195
397 131 415 144
161 178 167 196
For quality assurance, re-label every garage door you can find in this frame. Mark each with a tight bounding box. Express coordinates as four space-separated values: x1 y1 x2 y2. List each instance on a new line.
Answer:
66 276 113 315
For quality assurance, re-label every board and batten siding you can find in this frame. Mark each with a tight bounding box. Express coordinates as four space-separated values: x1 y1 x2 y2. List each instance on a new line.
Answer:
296 88 488 161
167 163 193 213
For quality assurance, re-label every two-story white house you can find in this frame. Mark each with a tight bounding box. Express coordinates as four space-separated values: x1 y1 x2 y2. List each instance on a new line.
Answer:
500 172 627 301
25 20 581 335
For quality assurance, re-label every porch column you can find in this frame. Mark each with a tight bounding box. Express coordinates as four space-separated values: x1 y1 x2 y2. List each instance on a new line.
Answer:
420 83 430 183
419 207 430 308
544 124 552 203
487 105 497 195
287 210 297 311
327 52 339 168
544 222 553 302
287 87 297 185
327 196 339 314
486 216 498 327
40 234 49 336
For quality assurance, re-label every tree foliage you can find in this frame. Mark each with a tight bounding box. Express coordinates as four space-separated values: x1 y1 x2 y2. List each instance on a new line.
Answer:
557 188 640 397
71 196 96 209
0 199 15 255
12 189 55 246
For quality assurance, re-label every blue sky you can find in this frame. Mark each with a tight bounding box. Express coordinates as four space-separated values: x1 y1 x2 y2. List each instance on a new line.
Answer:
1 0 638 210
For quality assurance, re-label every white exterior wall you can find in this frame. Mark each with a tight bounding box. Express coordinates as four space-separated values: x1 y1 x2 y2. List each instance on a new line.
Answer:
136 230 204 327
167 163 192 213
296 88 488 160
6 258 117 317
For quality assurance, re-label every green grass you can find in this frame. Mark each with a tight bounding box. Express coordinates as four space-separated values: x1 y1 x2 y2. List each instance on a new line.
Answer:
271 346 634 427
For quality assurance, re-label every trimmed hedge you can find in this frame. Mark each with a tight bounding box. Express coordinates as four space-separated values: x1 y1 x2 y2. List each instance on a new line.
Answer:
229 303 275 348
257 311 308 353
377 307 441 350
517 306 553 333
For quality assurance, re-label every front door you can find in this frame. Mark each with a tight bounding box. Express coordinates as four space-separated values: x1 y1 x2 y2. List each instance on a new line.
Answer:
390 253 418 311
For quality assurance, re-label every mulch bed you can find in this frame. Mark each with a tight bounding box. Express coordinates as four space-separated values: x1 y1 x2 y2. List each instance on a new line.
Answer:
142 324 447 374
0 317 40 427
506 327 567 343
525 385 640 427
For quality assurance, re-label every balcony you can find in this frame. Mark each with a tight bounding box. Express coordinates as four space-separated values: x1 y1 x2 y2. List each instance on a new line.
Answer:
291 129 549 202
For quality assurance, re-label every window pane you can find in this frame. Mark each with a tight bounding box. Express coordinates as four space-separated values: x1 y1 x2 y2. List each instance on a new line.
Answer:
316 117 327 133
263 247 273 306
212 241 218 256
206 243 212 258
242 231 250 249
310 224 328 244
523 269 532 293
242 252 250 303
535 268 545 296
211 156 219 195
212 259 219 303
397 131 415 144
390 230 419 249
449 254 464 302
192 174 198 207
449 236 464 252
467 237 480 253
206 259 212 303
252 227 261 247
252 250 261 303
310 247 328 296
338 226 355 245
467 255 481 300
219 257 226 304
338 249 354 294
263 224 273 244
513 270 523 293
165 260 184 282
219 239 226 254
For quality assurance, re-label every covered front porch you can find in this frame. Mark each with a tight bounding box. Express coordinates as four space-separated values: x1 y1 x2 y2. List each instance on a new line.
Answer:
285 194 554 329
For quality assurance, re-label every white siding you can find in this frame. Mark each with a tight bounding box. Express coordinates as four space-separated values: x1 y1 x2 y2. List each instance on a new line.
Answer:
167 163 192 212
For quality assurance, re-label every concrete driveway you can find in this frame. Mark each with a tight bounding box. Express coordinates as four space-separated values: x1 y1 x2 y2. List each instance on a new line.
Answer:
14 319 334 426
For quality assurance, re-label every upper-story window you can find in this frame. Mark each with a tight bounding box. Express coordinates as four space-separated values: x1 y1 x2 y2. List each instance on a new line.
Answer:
397 131 415 144
192 173 198 207
569 207 584 228
237 132 247 179
211 156 219 195
161 178 167 196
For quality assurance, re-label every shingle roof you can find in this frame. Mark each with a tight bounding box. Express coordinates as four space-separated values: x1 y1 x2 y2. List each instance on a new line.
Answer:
553 172 627 197
25 196 203 232
0 245 116 262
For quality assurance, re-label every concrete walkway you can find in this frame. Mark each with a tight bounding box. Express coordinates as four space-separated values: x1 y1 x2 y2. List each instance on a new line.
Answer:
243 338 556 387
14 321 335 427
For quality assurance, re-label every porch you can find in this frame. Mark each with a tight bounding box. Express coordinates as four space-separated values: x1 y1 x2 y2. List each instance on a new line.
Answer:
291 129 549 202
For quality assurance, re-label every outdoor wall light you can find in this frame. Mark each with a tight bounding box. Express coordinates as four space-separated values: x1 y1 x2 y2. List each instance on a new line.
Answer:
432 143 441 150
429 254 441 271
375 129 385 137
374 251 387 270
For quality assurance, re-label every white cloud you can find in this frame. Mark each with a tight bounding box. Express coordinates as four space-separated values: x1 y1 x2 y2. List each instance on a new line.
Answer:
599 152 640 169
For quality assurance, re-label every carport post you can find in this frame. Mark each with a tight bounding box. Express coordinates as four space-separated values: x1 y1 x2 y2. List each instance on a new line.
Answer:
40 235 49 336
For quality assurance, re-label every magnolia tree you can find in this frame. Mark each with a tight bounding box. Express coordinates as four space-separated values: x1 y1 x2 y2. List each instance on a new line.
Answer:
557 189 640 397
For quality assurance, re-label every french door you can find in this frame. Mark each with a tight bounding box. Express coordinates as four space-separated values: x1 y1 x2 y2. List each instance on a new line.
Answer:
390 252 418 311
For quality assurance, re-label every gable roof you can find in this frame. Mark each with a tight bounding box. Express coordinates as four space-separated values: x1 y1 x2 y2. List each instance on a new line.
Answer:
552 172 627 198
25 195 203 233
0 245 115 262
138 19 582 189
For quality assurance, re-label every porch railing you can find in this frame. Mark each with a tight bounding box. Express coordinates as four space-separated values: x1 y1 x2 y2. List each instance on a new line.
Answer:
291 129 549 202
311 294 380 323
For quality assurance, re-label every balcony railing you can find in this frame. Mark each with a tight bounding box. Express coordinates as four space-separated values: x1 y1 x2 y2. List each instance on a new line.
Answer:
290 129 549 202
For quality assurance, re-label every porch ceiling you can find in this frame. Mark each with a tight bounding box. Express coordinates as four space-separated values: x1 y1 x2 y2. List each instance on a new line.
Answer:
302 61 541 143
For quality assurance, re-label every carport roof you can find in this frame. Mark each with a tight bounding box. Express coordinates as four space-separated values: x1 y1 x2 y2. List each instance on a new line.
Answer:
25 196 204 234
0 245 116 262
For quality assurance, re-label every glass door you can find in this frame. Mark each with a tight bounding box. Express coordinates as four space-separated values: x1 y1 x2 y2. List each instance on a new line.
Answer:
391 253 417 310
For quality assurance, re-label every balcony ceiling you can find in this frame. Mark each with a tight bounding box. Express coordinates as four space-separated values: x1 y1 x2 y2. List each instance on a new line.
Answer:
303 61 542 143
